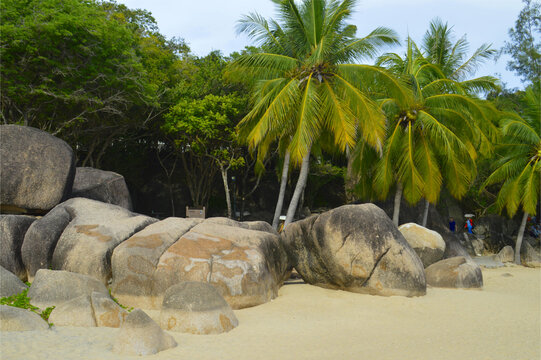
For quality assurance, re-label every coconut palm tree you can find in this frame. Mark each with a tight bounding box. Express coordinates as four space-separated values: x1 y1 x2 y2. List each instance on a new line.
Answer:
351 32 499 227
229 0 410 228
481 82 540 264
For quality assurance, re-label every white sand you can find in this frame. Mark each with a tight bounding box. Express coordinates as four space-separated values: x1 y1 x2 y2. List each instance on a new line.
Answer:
1 265 539 360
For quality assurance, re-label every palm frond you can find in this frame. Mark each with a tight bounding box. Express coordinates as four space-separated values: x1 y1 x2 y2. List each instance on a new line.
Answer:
288 73 322 164
450 43 496 80
333 73 386 150
321 81 357 151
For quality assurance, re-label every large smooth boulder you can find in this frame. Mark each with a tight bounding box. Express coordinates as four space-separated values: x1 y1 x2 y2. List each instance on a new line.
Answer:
398 223 446 268
205 217 278 235
27 269 109 309
71 167 133 210
441 232 472 260
48 291 127 328
425 256 483 288
50 198 157 284
152 220 290 309
281 204 426 297
0 215 36 279
21 205 72 281
0 125 75 213
91 291 128 328
0 266 28 298
521 242 541 268
48 295 96 327
160 282 238 334
0 305 49 331
495 245 514 263
112 309 177 356
110 217 202 309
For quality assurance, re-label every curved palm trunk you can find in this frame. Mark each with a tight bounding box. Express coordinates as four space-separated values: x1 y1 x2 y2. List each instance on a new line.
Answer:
272 151 290 230
393 183 403 227
421 199 430 227
515 212 529 265
219 164 232 219
284 150 310 228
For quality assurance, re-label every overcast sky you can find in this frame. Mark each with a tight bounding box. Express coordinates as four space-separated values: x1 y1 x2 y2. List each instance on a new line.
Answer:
117 0 525 89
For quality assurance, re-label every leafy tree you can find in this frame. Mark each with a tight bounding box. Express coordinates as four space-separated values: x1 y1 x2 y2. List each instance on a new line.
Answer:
501 0 541 84
162 93 246 214
351 20 500 226
1 0 152 158
481 82 540 264
230 0 410 228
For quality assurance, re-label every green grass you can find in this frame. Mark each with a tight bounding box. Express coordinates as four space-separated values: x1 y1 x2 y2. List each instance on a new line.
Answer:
1 287 55 326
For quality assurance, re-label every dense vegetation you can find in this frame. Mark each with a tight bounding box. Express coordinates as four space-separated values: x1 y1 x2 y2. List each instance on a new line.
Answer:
1 0 539 248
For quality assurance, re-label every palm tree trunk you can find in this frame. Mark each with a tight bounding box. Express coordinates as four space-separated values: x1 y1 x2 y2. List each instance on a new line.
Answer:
422 199 430 227
272 151 290 230
515 212 528 265
284 150 310 228
393 183 403 227
219 164 232 219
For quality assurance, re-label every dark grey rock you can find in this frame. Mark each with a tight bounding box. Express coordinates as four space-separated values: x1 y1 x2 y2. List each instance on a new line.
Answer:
425 256 483 288
21 205 72 281
441 232 472 260
0 266 28 298
0 125 75 213
0 215 36 279
71 167 133 210
474 214 519 252
281 204 426 297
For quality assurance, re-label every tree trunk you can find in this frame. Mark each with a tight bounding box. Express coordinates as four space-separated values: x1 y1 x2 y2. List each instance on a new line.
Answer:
272 151 290 230
515 212 529 265
156 147 177 217
284 150 310 228
393 183 403 227
219 164 232 219
422 199 430 227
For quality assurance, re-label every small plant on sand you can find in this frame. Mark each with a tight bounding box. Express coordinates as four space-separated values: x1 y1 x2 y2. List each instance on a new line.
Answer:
0 288 55 326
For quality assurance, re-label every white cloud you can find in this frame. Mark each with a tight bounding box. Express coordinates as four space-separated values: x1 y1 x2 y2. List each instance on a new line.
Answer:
117 0 525 88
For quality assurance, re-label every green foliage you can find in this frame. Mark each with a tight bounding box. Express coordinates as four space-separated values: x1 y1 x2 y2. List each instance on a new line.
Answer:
158 50 251 208
0 0 191 169
163 94 244 152
0 289 38 312
502 0 541 84
482 81 541 217
229 0 409 166
0 289 55 325
351 20 500 207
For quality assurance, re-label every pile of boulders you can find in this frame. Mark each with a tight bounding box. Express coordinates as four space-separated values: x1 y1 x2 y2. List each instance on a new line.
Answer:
6 124 536 356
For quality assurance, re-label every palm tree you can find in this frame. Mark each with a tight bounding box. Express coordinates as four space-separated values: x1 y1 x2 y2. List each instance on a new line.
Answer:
229 0 410 228
481 82 540 264
351 27 499 227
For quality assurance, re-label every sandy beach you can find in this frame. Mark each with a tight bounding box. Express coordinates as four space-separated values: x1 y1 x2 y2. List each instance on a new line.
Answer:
1 265 539 360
